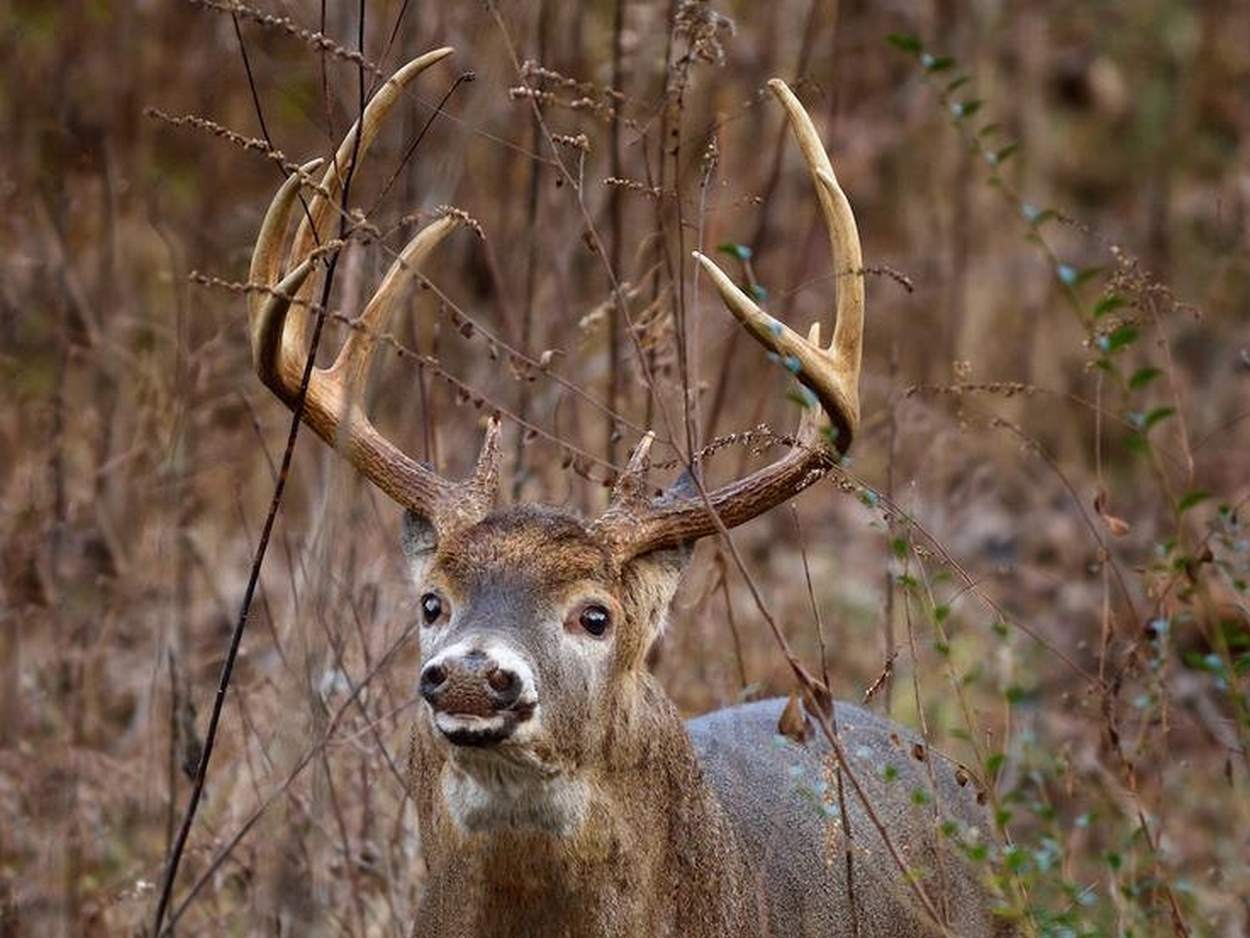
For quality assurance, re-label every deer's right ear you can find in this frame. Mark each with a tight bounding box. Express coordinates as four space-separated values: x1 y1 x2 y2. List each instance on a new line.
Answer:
401 510 439 584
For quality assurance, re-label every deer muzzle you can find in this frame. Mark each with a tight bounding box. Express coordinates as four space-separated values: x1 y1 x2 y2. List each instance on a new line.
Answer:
420 646 537 747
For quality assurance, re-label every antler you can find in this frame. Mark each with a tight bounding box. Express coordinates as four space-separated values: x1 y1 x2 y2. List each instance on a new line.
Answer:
247 47 501 531
593 78 864 559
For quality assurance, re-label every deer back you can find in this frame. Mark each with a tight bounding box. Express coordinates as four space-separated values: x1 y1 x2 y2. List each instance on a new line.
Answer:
690 698 1011 937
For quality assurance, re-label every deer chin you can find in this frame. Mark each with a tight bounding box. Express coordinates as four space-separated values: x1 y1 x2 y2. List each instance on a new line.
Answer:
439 741 588 836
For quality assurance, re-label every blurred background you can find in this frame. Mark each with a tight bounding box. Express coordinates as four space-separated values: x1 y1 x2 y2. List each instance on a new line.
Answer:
2 0 1249 934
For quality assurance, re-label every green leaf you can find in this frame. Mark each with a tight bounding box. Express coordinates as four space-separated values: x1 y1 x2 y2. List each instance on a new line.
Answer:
950 99 983 119
1128 366 1163 390
946 75 972 93
987 143 1018 166
1005 684 1034 705
749 283 769 302
920 53 955 71
1021 204 1056 226
1178 490 1211 514
785 387 816 410
1142 406 1176 432
1093 292 1127 318
1074 265 1104 287
716 242 752 262
1097 324 1138 354
1004 844 1028 873
887 33 924 55
890 537 909 559
978 122 1003 137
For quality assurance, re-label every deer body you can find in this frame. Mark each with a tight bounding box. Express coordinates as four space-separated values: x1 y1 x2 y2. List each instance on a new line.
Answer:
411 695 1002 938
401 507 1000 938
242 47 1008 937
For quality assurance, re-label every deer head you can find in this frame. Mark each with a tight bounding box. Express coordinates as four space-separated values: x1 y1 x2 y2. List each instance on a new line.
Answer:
246 49 863 838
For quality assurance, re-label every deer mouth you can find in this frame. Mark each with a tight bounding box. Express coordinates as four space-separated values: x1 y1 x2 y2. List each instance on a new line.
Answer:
432 701 537 748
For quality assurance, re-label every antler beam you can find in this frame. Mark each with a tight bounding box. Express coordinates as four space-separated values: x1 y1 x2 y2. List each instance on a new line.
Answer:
594 78 865 559
246 48 501 532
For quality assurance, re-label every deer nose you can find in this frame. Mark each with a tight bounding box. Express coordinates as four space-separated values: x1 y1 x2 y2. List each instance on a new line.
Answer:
420 650 524 716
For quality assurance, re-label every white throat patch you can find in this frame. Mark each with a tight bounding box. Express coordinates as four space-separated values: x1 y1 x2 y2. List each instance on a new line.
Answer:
441 756 588 836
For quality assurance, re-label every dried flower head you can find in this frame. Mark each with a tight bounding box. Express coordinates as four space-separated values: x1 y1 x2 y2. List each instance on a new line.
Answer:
673 0 735 68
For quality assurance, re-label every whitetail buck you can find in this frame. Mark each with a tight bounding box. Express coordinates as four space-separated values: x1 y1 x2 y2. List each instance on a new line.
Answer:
246 47 1010 937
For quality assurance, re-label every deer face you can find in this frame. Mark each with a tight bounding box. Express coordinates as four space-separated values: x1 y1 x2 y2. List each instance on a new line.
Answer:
403 504 687 833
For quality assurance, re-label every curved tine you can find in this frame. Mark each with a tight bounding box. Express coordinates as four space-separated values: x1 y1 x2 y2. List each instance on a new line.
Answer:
610 431 656 506
283 47 455 351
597 84 868 562
813 168 864 385
691 78 863 450
767 77 863 425
325 213 463 392
252 258 316 392
691 249 853 450
247 158 325 329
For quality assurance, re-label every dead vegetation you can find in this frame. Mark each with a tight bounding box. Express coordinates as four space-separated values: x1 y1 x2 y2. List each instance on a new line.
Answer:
2 0 1249 935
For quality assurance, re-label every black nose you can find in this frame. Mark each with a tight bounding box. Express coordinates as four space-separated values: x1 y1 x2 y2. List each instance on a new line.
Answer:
420 651 524 714
485 666 522 708
419 663 447 701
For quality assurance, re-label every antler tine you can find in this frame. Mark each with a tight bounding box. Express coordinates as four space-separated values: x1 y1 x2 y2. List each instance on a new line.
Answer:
324 212 463 392
248 158 325 377
596 78 865 561
282 46 454 357
248 159 324 327
610 432 656 507
691 78 863 450
767 78 864 403
463 414 503 514
252 257 316 392
245 49 501 532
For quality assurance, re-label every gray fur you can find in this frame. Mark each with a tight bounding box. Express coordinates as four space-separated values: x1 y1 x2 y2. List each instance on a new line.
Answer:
688 698 1008 936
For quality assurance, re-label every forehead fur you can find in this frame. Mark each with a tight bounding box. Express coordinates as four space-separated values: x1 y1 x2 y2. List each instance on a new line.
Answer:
437 504 613 586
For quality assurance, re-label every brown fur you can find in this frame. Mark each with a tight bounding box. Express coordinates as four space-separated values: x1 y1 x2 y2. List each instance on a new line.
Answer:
404 505 1007 937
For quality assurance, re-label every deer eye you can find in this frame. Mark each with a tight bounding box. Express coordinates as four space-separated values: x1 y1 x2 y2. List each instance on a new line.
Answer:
420 593 445 626
578 604 611 638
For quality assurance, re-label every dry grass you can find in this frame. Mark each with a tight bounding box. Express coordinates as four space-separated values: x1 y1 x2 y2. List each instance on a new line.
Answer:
2 0 1249 935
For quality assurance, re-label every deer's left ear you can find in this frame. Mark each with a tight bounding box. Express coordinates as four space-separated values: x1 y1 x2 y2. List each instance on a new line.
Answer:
401 509 439 584
617 468 697 638
622 542 692 639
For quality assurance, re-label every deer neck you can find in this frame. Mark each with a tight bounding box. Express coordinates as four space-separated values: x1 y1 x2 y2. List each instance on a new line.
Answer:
412 677 760 937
